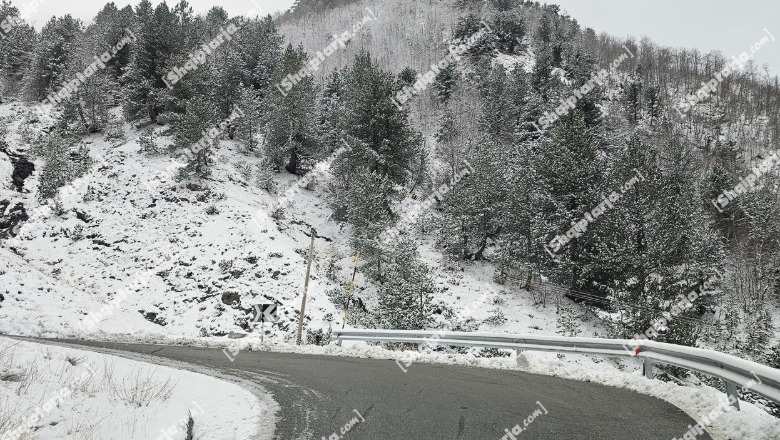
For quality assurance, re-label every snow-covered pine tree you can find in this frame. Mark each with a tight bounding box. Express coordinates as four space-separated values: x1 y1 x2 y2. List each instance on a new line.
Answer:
378 237 436 330
255 158 275 192
238 15 283 96
89 2 134 81
437 136 504 261
477 65 519 146
338 50 422 186
0 1 35 102
264 44 318 175
201 8 244 119
138 127 161 155
434 62 458 103
234 87 263 152
451 14 493 56
56 18 124 134
491 11 526 54
171 97 220 179
595 134 722 341
121 1 179 122
435 108 462 181
397 67 418 88
37 132 91 199
22 15 82 102
622 65 644 125
316 70 343 157
532 110 603 285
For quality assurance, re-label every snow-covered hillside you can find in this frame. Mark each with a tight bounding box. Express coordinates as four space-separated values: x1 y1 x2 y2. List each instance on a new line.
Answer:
1 103 343 342
0 100 595 347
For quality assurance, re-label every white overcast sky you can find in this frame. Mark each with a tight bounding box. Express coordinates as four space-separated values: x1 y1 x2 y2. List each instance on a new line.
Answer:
11 0 779 74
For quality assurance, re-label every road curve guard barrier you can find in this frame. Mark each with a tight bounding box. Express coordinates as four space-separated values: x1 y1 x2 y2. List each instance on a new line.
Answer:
333 329 780 411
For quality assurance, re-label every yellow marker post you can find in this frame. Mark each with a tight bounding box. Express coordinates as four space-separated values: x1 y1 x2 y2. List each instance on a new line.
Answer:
341 252 361 329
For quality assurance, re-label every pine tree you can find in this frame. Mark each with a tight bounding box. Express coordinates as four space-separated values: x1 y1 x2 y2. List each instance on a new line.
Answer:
316 70 344 157
339 51 422 186
202 10 243 118
37 132 91 199
330 148 395 231
532 111 603 285
435 108 461 180
531 46 555 102
623 66 643 124
434 62 458 103
234 87 263 152
56 18 123 133
452 14 493 56
171 97 220 179
489 0 515 12
264 44 319 175
0 1 35 102
121 0 178 122
378 238 436 330
22 15 82 101
138 127 161 155
590 134 723 340
237 15 283 94
89 2 134 81
438 137 502 261
256 158 275 192
397 67 418 88
478 65 517 145
491 11 526 54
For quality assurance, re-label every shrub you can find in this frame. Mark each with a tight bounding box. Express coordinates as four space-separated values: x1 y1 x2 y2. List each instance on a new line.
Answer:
306 327 332 346
484 308 507 326
137 128 161 155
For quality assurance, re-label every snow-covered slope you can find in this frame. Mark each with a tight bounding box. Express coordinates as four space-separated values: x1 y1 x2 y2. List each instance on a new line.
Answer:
0 337 275 439
1 104 342 342
1 100 592 347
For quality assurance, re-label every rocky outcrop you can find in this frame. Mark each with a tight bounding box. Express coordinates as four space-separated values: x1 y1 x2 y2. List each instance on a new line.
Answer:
0 146 34 192
0 200 28 238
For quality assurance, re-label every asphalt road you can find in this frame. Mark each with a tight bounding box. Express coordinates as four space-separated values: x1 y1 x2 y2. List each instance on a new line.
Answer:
27 339 710 440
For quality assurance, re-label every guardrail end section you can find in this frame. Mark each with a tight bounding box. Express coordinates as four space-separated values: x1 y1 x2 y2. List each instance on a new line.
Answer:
725 381 741 411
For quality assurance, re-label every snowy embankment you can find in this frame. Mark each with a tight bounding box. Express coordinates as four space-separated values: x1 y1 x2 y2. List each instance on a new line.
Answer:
0 337 276 440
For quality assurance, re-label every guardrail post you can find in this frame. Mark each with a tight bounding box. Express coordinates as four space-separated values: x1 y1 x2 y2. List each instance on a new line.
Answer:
643 359 654 380
725 381 741 411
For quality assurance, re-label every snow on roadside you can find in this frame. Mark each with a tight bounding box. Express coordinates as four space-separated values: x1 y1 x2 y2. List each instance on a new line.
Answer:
0 337 275 440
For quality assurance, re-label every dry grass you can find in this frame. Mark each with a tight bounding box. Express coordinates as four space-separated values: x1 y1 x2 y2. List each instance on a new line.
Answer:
64 407 104 440
0 340 38 438
0 338 181 440
104 362 177 408
0 399 23 438
0 340 41 396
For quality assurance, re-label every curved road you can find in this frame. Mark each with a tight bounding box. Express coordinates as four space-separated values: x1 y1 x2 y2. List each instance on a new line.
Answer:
28 339 709 440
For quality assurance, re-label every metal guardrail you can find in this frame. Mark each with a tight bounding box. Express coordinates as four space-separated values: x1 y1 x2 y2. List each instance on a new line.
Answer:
333 329 780 410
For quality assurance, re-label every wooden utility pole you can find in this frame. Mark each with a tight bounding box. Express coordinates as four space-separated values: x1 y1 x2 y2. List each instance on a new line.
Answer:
297 228 316 345
341 252 361 329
